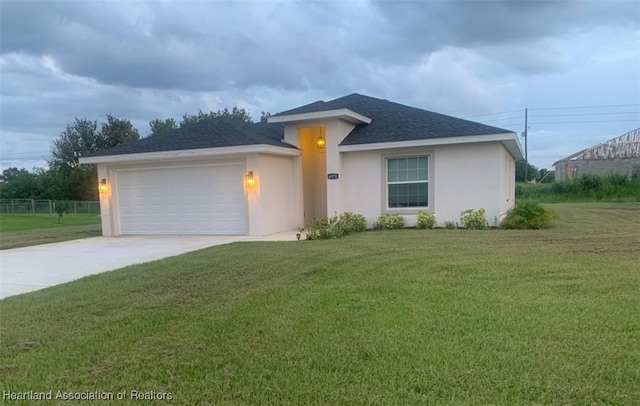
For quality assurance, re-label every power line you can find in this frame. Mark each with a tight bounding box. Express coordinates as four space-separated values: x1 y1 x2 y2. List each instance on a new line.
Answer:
529 103 640 111
493 123 525 128
482 115 522 123
530 119 639 125
465 103 640 119
462 109 522 118
532 111 639 118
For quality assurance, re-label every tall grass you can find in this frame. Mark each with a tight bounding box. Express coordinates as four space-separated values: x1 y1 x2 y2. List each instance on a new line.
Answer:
516 174 640 202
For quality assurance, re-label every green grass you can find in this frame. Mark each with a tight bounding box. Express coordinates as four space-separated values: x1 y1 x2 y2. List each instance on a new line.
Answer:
0 214 102 250
1 203 639 405
516 175 640 203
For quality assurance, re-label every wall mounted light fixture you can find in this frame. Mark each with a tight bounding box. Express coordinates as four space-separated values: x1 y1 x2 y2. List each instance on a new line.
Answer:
316 136 326 149
245 171 256 188
98 178 109 194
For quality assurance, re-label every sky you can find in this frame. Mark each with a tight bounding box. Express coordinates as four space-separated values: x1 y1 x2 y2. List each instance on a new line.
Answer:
1 0 639 172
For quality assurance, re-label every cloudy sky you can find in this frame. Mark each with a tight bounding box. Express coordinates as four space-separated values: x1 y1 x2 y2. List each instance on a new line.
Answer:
1 0 639 171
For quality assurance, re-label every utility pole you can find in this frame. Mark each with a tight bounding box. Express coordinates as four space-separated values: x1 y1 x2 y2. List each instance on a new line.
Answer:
524 108 528 183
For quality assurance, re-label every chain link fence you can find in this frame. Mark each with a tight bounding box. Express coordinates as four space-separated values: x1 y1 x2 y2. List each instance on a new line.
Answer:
0 199 100 215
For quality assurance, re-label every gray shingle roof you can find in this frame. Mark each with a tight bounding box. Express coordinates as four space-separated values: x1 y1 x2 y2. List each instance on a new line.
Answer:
88 93 514 158
88 117 294 157
275 93 514 145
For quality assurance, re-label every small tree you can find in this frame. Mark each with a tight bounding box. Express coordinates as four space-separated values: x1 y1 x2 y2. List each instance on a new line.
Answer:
54 203 69 224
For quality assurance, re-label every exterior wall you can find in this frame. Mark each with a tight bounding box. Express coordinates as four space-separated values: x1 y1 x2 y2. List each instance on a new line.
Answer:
499 145 516 219
433 143 503 226
554 158 640 180
341 142 506 227
250 154 302 235
96 163 114 235
340 150 382 223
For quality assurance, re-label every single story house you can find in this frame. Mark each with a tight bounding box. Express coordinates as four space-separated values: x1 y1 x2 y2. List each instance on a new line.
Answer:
79 93 523 236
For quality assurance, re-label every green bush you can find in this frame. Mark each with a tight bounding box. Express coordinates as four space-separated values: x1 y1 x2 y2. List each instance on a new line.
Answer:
459 208 488 230
501 201 555 229
416 211 436 229
374 214 405 230
444 221 456 230
304 212 367 240
340 212 367 233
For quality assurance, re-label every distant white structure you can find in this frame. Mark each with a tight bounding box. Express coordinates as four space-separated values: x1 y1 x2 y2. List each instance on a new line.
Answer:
553 128 640 180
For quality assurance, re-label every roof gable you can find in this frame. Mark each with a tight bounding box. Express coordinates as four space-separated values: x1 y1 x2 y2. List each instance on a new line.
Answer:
276 93 513 145
87 117 293 158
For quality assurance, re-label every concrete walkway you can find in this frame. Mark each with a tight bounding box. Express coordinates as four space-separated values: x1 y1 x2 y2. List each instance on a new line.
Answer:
0 231 300 300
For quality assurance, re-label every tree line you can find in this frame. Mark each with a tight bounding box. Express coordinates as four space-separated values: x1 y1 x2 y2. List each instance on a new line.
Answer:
0 108 265 201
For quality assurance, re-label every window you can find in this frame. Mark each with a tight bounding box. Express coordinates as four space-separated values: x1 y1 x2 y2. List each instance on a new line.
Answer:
387 157 429 208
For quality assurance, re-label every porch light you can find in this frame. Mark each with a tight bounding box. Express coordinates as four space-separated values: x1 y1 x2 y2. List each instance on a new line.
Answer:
316 136 326 149
245 171 256 188
98 178 109 194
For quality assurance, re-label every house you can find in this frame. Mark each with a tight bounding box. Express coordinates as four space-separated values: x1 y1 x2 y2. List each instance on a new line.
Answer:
79 94 523 236
553 128 640 181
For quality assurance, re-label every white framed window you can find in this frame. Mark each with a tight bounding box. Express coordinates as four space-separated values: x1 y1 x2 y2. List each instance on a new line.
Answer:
386 156 429 208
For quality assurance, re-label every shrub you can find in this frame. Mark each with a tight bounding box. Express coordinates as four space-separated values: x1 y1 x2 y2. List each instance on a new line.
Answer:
374 214 405 230
340 212 367 233
459 208 488 230
444 221 456 230
501 201 555 229
304 212 367 240
416 211 436 229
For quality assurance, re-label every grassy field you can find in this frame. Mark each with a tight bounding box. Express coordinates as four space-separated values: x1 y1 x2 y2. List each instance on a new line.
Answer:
0 214 102 250
516 175 640 203
1 203 639 405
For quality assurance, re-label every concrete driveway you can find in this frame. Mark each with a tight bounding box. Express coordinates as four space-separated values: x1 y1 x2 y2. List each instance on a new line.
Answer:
0 233 297 300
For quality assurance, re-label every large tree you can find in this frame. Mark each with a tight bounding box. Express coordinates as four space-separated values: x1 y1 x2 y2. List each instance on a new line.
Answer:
149 118 178 136
49 118 100 172
47 115 141 200
99 114 140 149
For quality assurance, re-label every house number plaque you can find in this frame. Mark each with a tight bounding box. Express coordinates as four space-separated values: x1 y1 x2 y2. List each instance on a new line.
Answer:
327 173 339 180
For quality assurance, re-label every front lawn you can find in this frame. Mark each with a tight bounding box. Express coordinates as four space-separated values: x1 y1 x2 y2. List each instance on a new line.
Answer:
1 203 638 404
0 214 102 250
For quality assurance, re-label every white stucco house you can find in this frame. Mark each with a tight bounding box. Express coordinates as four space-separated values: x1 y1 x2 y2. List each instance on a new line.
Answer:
79 94 523 236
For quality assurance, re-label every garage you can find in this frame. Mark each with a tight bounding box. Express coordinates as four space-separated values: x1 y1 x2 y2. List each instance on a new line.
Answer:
116 164 246 235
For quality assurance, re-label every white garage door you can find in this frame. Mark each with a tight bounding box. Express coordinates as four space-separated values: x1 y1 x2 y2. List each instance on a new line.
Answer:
117 165 246 235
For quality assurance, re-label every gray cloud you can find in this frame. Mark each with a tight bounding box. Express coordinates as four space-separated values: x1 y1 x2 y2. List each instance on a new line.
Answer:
370 0 640 72
0 0 638 170
0 1 357 92
7 0 634 93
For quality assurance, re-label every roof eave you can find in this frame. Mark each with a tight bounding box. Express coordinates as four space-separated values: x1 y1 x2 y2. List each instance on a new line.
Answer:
339 132 524 159
267 108 372 125
79 144 300 165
